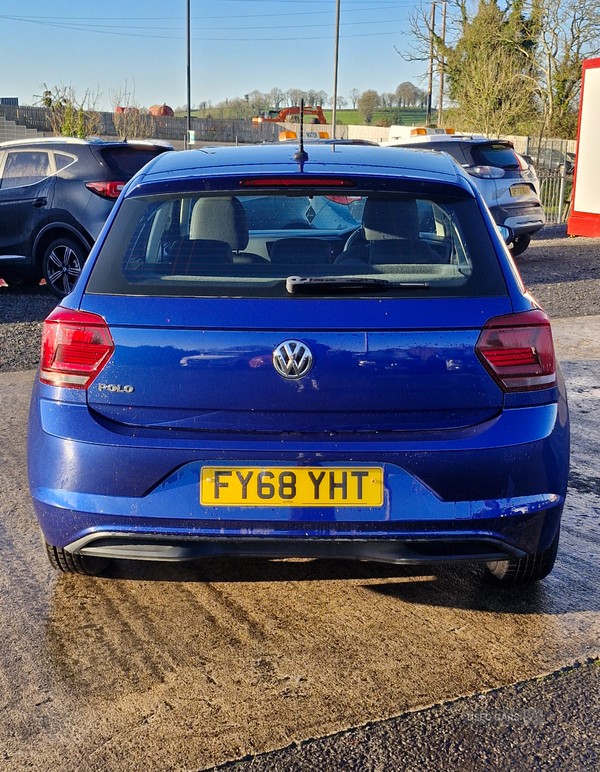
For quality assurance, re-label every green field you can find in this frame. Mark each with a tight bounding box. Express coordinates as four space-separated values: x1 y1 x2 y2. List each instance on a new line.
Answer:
322 109 432 126
180 108 433 126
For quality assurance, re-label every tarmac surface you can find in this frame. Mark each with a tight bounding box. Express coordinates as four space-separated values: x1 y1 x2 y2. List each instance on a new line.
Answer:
0 233 599 771
218 660 600 771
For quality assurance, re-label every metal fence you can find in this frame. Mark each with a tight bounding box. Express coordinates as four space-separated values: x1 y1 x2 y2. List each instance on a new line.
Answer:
523 142 575 225
537 167 573 225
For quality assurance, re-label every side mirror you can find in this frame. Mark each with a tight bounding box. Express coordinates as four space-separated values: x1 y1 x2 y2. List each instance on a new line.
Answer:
497 225 515 244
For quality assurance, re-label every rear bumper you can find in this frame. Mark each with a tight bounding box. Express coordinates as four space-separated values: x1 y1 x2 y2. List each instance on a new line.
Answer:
29 380 569 562
31 503 563 565
489 203 546 235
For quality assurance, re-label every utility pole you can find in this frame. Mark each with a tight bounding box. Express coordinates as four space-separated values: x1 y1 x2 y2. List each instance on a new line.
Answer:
437 1 447 126
426 1 436 126
186 0 192 149
331 0 341 140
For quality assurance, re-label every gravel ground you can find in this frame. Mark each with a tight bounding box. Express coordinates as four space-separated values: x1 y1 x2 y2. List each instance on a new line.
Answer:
518 226 600 319
0 285 56 372
1 228 599 373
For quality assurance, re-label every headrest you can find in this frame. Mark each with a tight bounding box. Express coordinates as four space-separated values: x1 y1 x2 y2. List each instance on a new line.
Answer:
363 198 420 241
190 197 249 251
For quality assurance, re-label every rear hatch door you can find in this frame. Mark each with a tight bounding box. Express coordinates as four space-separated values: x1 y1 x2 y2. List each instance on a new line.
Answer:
81 296 509 434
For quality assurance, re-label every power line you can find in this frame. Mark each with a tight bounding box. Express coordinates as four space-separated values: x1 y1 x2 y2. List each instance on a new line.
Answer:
0 14 408 41
1 5 414 22
0 15 410 32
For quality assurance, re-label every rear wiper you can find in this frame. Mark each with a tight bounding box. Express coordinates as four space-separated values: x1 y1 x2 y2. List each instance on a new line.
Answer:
286 276 429 294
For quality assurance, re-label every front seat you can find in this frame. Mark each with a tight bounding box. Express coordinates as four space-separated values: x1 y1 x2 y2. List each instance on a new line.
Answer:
190 197 265 263
336 198 440 265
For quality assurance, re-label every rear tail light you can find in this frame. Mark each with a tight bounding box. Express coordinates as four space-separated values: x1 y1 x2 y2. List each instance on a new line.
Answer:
475 310 556 392
40 308 114 389
86 181 125 199
465 165 505 179
514 151 530 171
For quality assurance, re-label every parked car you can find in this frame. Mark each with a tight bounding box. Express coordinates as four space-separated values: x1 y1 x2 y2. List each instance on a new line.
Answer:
0 137 173 297
524 149 576 174
382 129 545 256
28 143 569 584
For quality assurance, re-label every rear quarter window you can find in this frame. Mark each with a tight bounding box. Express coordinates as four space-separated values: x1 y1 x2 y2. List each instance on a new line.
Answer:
54 152 77 172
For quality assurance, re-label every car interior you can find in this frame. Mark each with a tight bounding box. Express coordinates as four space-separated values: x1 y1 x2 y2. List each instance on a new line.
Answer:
119 192 473 286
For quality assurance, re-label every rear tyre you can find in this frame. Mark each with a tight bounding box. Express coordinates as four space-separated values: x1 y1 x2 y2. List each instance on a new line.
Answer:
44 539 109 576
42 237 87 298
509 234 531 257
486 530 559 583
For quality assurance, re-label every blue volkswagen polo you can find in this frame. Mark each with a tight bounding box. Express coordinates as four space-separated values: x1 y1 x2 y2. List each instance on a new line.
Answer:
27 143 569 583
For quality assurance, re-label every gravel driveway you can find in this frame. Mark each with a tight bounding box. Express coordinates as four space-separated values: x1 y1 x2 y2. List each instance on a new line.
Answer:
1 228 599 373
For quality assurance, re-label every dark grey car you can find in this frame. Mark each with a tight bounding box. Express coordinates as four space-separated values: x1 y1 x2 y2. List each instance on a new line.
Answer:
0 137 173 297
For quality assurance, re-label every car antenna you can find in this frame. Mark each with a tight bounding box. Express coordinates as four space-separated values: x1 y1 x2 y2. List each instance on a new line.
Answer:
293 98 309 167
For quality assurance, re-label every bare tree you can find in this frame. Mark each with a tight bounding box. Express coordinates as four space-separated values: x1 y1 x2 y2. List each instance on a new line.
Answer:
110 80 152 139
226 97 253 119
357 90 381 123
286 88 306 107
36 84 102 138
395 81 420 108
330 95 348 109
524 0 600 135
247 90 269 114
406 0 599 138
348 88 361 109
268 87 285 109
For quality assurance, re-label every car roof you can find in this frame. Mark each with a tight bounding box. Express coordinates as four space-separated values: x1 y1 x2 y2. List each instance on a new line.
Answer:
0 137 173 150
383 135 508 148
134 142 470 192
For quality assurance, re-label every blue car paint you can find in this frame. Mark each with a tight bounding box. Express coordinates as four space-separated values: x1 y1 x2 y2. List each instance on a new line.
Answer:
28 144 569 566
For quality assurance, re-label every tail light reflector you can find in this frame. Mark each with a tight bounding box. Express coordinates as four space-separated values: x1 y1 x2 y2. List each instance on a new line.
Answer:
475 309 556 392
40 308 114 389
86 181 125 199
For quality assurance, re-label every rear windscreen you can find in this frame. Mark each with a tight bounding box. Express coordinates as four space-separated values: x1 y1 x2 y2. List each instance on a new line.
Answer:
98 147 168 177
86 186 508 299
470 144 520 169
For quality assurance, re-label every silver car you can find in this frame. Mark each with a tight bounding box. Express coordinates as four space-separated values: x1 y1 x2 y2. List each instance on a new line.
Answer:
382 130 545 256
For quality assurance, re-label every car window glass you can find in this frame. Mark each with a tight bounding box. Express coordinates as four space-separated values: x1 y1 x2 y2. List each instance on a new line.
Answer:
87 188 507 300
421 143 468 165
1 151 51 189
240 195 365 231
54 152 77 172
98 147 166 177
470 144 520 169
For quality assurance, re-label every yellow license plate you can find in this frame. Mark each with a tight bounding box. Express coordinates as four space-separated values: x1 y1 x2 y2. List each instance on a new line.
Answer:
201 466 384 507
510 185 530 197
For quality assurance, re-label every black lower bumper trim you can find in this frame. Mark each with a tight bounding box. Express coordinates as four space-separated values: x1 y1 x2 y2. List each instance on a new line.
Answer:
73 533 526 565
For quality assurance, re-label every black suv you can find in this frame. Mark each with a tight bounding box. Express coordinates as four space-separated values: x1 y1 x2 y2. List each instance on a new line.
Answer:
0 137 173 297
